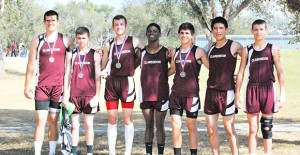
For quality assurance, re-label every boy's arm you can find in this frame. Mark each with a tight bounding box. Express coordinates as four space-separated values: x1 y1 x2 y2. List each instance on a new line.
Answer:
231 41 243 57
234 47 248 108
24 37 38 99
168 48 176 76
94 51 102 100
196 47 209 69
63 35 75 52
133 37 144 68
101 41 110 70
272 45 286 109
62 51 73 107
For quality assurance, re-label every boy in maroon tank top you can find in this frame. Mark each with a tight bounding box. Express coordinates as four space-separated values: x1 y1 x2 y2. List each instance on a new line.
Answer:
204 17 243 155
101 15 144 155
62 27 101 155
24 10 74 155
235 19 286 155
138 23 170 155
168 22 209 155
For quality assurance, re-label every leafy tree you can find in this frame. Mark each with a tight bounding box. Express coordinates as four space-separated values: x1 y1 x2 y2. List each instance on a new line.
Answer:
54 1 115 48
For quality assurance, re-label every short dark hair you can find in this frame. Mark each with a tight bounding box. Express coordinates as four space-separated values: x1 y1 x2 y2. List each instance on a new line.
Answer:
146 23 161 33
252 19 267 29
75 27 90 36
178 22 195 34
211 16 228 29
112 15 127 25
44 10 59 21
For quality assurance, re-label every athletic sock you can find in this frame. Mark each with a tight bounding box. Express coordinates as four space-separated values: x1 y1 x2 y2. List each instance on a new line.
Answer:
34 141 43 155
157 143 165 155
71 146 78 155
145 142 152 154
49 141 57 154
174 148 181 155
190 149 197 155
124 123 134 155
87 145 93 154
107 123 117 155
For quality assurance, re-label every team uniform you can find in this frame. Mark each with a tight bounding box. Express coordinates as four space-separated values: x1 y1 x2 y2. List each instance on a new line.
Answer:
204 40 237 116
244 43 277 114
35 33 68 112
70 48 99 114
104 36 136 110
139 46 170 111
169 45 201 118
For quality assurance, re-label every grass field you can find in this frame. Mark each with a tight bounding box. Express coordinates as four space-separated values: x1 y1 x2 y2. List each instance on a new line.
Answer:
0 50 299 154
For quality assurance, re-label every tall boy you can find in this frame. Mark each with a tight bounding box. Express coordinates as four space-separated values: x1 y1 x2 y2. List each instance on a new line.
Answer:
24 10 74 155
101 15 143 155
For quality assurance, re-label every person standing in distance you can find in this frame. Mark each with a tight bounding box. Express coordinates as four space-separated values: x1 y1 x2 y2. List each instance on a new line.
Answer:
235 19 286 155
204 16 243 155
62 27 101 155
24 10 74 155
168 22 209 155
101 15 144 155
138 23 170 155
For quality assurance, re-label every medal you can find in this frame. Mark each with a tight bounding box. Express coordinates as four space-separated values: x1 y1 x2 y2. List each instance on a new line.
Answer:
45 33 58 64
116 62 122 69
77 48 89 79
180 71 186 78
179 45 193 78
49 56 55 63
78 72 83 78
114 36 127 69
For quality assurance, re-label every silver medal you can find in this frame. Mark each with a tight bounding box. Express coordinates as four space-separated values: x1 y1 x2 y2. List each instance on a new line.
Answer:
180 71 186 78
49 56 55 63
116 62 122 69
78 72 83 78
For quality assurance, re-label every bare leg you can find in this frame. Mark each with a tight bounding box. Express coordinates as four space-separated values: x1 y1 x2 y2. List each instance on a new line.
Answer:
205 114 220 155
223 114 239 155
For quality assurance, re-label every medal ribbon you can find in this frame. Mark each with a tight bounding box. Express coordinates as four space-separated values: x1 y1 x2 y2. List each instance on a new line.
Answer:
179 45 193 71
44 33 58 58
115 36 128 62
78 48 88 72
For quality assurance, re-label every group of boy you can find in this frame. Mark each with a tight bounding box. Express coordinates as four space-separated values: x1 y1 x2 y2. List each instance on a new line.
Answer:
24 9 285 155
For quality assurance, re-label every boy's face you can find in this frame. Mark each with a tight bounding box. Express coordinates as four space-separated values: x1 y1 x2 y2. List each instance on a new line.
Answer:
44 15 60 32
112 18 127 36
251 24 267 41
76 33 90 49
179 29 194 44
212 23 227 41
146 26 161 42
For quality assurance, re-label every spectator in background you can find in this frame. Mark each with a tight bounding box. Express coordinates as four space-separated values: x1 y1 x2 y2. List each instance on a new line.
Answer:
6 46 10 57
19 45 27 58
11 41 17 57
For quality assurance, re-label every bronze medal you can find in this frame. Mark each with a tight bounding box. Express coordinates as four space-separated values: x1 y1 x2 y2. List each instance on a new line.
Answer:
78 72 83 78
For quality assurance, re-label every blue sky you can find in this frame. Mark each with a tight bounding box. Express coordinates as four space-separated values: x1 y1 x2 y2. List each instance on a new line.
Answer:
38 0 123 10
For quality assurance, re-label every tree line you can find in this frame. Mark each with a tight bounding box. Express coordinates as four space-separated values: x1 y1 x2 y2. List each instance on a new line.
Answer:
0 0 299 51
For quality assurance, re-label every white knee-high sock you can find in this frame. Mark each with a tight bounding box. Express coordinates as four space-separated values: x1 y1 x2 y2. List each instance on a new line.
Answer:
124 123 134 155
49 141 57 154
34 141 43 155
107 123 117 155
